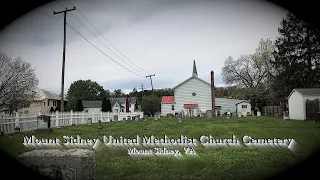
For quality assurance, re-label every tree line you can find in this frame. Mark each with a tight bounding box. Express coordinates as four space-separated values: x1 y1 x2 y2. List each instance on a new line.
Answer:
220 12 320 112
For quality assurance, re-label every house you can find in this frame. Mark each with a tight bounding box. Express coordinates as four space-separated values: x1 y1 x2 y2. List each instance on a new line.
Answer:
161 60 251 117
83 96 139 113
235 100 252 116
0 89 66 117
287 88 320 120
161 96 175 116
0 108 16 118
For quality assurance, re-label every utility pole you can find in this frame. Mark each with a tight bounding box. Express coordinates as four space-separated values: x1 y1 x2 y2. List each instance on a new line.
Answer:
54 7 76 112
146 74 155 91
139 84 144 112
146 74 155 117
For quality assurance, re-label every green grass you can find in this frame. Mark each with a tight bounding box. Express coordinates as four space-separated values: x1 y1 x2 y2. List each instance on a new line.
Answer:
1 116 320 180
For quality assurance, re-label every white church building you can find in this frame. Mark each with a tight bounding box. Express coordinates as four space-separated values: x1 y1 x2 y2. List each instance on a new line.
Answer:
161 60 251 117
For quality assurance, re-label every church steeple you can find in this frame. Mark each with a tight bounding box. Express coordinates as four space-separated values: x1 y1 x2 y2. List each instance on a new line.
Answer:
192 59 198 77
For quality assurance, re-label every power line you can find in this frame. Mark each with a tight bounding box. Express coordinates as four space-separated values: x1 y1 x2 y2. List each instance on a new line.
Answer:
65 21 145 78
54 0 67 8
69 11 146 76
62 0 151 75
39 11 63 22
40 6 146 78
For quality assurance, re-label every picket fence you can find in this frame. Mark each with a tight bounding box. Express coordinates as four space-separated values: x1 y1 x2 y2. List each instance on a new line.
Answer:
0 110 144 134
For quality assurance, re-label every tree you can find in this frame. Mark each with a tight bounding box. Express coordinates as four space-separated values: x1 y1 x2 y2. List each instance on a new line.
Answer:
66 80 106 110
75 99 83 112
112 89 126 97
141 95 161 116
106 98 112 112
101 97 108 112
221 38 276 109
49 107 55 113
271 12 320 103
0 53 39 111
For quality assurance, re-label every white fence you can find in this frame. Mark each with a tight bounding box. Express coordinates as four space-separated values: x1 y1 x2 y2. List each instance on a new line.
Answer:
0 110 144 134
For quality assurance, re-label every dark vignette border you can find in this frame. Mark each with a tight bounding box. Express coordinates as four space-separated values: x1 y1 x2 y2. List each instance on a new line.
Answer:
0 0 319 179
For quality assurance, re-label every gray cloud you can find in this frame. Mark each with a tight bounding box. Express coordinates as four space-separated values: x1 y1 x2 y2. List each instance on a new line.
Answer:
0 0 288 94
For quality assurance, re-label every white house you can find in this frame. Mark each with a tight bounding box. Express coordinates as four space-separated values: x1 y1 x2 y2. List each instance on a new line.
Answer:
287 88 320 120
0 89 65 117
83 97 139 113
161 60 251 117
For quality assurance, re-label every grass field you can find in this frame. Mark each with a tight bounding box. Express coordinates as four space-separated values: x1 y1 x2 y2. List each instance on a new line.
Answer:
1 116 320 180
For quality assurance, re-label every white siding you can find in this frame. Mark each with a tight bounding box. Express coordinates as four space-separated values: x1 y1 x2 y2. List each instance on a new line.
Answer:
174 78 211 114
161 103 175 116
216 98 246 115
302 95 320 120
288 91 304 120
18 101 44 116
235 102 252 115
130 104 135 112
83 108 101 114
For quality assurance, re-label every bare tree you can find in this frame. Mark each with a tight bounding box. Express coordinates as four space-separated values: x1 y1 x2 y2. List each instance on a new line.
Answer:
0 53 39 111
221 38 276 108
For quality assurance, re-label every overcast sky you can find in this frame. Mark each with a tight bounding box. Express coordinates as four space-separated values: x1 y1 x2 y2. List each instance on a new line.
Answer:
0 0 288 94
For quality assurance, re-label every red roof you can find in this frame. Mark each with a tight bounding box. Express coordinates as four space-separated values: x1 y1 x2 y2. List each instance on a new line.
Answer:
161 96 174 104
184 104 198 108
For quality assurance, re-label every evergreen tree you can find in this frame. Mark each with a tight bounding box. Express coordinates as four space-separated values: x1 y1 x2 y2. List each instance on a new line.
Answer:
101 98 108 112
75 99 83 112
271 12 320 102
106 98 112 112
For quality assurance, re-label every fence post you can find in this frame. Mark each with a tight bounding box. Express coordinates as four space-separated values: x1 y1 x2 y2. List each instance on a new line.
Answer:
55 111 59 127
82 111 85 124
107 112 110 122
70 110 74 125
15 113 20 129
100 111 103 122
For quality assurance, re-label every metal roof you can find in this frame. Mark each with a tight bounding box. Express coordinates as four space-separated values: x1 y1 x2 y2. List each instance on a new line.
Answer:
83 97 138 108
294 88 320 96
173 76 211 90
161 96 174 104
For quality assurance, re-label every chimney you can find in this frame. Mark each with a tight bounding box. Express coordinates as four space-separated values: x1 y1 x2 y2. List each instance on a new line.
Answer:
211 71 215 116
126 95 129 113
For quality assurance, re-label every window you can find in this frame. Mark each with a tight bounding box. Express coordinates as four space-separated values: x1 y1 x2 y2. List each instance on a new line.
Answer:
172 105 174 110
242 105 247 109
86 110 88 112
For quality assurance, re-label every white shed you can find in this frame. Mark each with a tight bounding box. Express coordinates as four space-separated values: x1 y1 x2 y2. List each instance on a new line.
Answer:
287 88 320 120
235 100 252 116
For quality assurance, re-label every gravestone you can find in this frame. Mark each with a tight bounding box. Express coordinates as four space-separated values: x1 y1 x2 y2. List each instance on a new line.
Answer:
97 120 103 130
257 111 261 116
36 115 52 132
17 149 96 180
177 112 182 123
87 118 92 124
113 115 118 122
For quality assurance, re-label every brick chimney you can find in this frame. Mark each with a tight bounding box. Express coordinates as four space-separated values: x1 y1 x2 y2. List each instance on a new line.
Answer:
126 95 129 113
211 71 215 116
